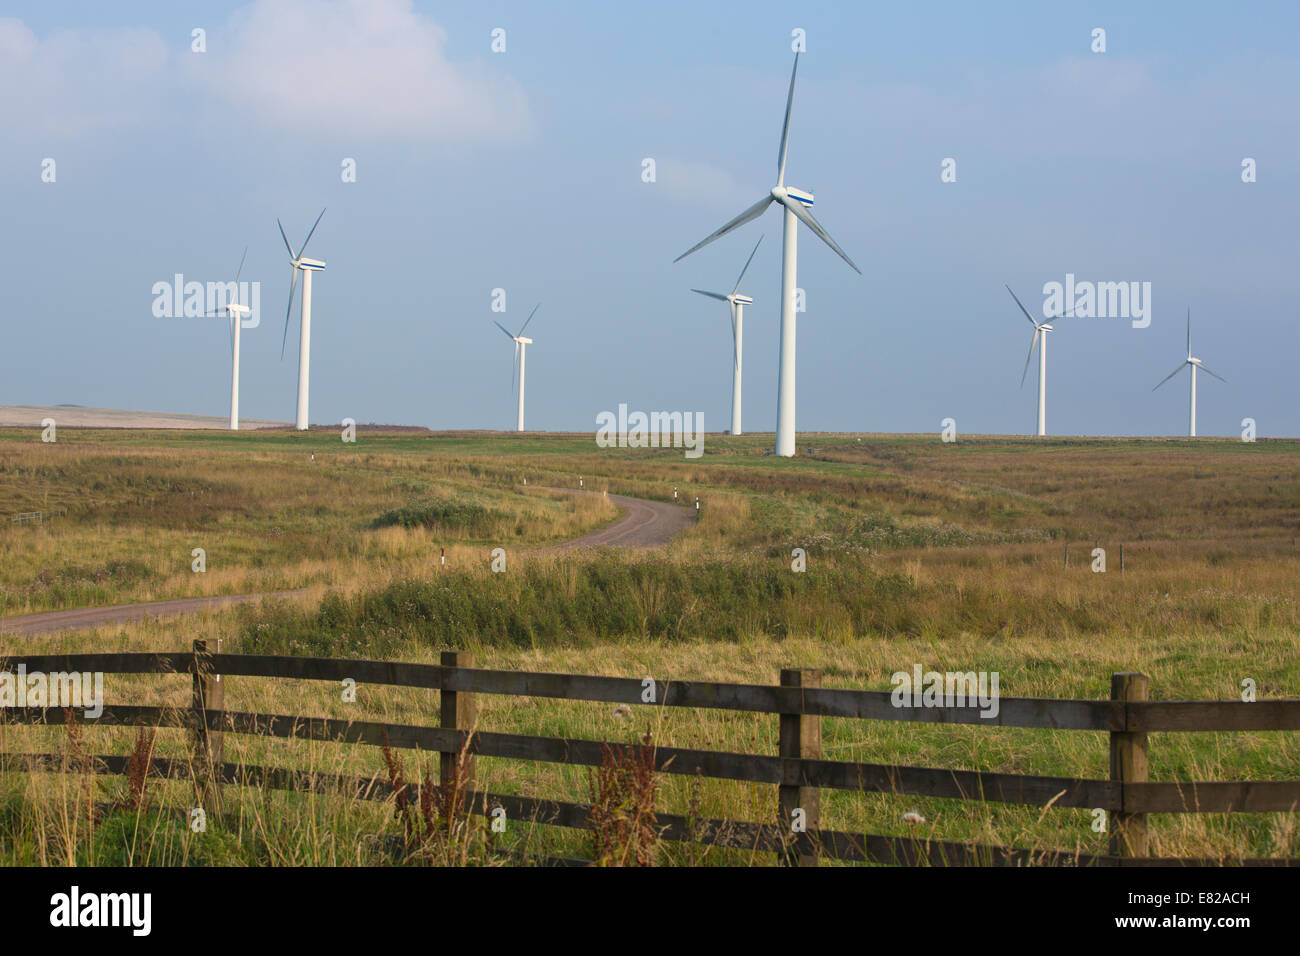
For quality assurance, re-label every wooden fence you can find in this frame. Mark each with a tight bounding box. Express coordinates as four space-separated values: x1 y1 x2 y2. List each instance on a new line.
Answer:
2 641 1298 866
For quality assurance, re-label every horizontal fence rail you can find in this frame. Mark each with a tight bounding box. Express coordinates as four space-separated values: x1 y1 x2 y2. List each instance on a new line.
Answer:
10 651 1300 733
1 643 1298 866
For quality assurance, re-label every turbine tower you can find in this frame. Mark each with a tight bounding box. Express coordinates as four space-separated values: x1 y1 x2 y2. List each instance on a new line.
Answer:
1153 308 1226 437
674 53 860 457
202 247 251 430
1007 285 1066 437
278 209 326 431
690 235 763 435
493 303 540 432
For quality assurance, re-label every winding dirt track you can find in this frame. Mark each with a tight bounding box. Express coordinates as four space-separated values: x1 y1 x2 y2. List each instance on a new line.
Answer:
0 491 692 638
542 491 694 551
0 590 311 639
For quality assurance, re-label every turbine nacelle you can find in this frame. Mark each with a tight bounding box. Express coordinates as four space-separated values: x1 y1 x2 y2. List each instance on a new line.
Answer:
292 257 326 272
1037 323 1054 333
772 184 814 206
731 294 754 306
515 336 533 345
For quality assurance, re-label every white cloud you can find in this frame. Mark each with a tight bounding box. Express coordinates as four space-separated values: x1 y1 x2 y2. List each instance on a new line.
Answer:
0 18 170 138
202 0 531 142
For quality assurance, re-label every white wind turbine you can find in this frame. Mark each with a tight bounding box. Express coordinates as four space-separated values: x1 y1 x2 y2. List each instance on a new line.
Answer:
690 235 763 436
278 209 326 431
1007 285 1068 437
493 303 540 432
675 52 860 457
203 246 251 430
1153 308 1226 437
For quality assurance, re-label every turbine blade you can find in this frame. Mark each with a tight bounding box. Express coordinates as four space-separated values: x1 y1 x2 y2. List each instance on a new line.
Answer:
1020 329 1040 387
730 234 763 295
1187 307 1191 355
1152 363 1186 391
1006 285 1038 326
776 53 799 187
1199 363 1227 383
493 320 515 340
229 313 235 358
297 207 326 258
691 289 730 301
779 195 861 274
674 195 773 263
280 266 299 361
277 219 293 258
233 245 248 286
517 302 541 337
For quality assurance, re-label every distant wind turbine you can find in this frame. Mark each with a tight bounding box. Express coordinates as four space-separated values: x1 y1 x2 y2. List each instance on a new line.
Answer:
1152 308 1226 437
674 53 861 457
201 247 251 430
1007 285 1068 437
278 209 326 431
493 303 540 432
690 235 763 436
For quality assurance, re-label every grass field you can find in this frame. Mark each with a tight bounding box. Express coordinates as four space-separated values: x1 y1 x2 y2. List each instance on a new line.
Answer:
1 426 1297 865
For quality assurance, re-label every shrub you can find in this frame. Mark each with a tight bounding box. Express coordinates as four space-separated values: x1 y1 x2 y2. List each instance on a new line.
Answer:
372 500 495 534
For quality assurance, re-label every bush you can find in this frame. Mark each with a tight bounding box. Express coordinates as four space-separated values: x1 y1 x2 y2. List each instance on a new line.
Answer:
372 500 495 534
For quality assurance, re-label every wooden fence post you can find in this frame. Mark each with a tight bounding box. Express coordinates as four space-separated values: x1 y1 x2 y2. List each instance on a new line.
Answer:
190 638 224 810
1109 671 1149 861
440 651 477 806
779 667 822 866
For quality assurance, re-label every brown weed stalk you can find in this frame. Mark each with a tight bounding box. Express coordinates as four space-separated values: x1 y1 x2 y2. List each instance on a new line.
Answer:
61 709 95 825
379 740 417 849
123 727 156 812
588 729 659 866
380 733 478 864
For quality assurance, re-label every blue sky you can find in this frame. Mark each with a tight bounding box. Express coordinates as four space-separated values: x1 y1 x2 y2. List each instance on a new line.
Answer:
3 1 1297 436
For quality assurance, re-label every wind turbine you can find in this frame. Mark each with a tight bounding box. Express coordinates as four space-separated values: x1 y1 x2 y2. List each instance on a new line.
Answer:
1007 285 1068 437
278 209 326 431
690 235 763 436
674 53 860 457
493 303 540 431
1153 308 1226 437
204 246 251 430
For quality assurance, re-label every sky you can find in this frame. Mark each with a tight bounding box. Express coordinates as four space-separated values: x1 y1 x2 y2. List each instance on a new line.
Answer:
2 0 1298 437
